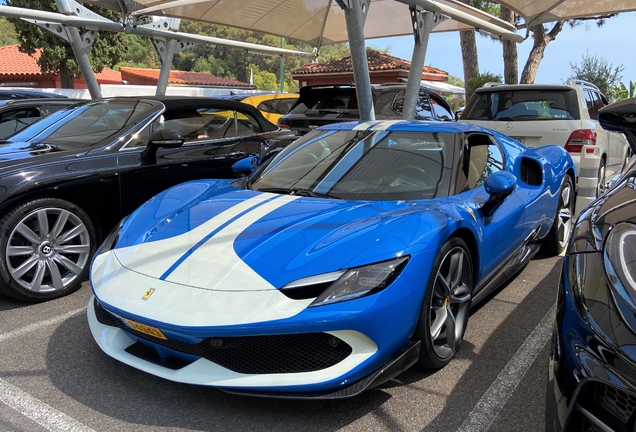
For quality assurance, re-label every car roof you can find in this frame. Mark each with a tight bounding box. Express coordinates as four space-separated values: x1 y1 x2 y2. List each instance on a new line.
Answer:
0 89 69 98
319 120 489 134
474 83 582 93
0 98 84 108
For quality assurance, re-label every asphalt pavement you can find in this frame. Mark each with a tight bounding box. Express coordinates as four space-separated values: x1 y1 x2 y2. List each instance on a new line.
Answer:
0 252 562 432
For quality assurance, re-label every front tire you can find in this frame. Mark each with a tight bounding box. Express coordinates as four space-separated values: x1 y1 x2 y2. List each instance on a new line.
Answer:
0 198 96 302
414 237 473 369
542 176 574 256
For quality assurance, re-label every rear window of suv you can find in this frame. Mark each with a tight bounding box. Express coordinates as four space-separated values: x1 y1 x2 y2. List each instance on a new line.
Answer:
289 89 359 113
463 89 580 121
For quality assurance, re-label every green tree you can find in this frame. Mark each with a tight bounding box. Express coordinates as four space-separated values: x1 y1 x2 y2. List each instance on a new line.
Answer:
467 72 502 92
569 53 624 101
173 21 306 90
615 81 636 100
0 18 18 46
117 34 159 69
7 0 127 88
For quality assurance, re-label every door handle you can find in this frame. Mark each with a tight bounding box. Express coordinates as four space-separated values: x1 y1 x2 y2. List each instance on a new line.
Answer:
229 151 246 157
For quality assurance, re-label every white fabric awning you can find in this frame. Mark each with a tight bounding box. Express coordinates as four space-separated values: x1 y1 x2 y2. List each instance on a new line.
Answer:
79 0 521 47
497 0 636 26
421 80 465 94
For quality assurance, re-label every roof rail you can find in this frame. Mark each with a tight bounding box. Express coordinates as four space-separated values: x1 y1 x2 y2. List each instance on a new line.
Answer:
566 78 600 91
482 82 504 88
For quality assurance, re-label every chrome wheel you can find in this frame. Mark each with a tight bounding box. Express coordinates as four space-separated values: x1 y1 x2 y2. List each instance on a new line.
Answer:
429 246 472 359
6 207 91 293
556 181 574 250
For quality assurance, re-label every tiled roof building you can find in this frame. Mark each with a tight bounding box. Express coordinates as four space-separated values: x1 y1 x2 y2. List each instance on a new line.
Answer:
292 49 449 87
0 44 121 88
0 45 255 90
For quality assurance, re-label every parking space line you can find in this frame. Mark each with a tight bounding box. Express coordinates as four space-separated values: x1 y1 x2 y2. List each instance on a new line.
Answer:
456 304 556 432
0 378 95 432
0 307 85 343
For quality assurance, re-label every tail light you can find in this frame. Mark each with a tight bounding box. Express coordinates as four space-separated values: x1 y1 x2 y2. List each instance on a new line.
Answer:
564 129 596 152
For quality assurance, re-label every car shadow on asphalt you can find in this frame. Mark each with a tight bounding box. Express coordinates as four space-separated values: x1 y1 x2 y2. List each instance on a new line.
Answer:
0 292 32 312
388 255 563 432
45 313 392 431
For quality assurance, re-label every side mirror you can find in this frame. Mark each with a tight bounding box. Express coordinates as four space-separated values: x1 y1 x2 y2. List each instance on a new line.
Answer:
148 128 185 148
142 129 185 165
232 156 260 175
482 171 516 216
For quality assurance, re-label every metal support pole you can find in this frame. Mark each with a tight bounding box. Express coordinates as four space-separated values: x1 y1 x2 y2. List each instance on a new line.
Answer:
279 37 285 92
54 0 102 98
151 18 180 96
402 8 435 120
337 0 374 122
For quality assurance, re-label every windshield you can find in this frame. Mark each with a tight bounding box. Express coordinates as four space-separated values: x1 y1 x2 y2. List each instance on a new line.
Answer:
251 129 454 200
463 89 580 121
9 100 157 149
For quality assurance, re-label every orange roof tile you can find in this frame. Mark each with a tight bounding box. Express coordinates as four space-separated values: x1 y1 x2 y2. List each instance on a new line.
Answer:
292 49 448 77
119 67 255 88
0 44 121 84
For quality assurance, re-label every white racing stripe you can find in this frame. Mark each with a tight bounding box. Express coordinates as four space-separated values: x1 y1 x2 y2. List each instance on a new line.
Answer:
165 194 299 290
0 378 95 432
456 304 556 432
0 308 85 343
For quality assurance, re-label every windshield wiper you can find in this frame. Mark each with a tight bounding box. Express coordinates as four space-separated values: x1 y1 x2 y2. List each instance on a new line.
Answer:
258 187 342 200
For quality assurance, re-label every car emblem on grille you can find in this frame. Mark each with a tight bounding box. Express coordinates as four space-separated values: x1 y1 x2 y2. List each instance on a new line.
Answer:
505 122 513 130
142 288 155 300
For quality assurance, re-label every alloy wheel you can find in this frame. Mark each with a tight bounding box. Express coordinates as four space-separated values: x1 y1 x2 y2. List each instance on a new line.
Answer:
429 246 471 359
5 207 91 292
557 182 574 250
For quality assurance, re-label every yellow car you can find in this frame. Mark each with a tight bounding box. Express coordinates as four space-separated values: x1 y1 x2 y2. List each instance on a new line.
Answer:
221 92 299 125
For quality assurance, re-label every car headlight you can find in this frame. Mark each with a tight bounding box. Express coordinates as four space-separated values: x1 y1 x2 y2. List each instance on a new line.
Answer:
603 222 636 308
95 219 124 256
281 256 409 307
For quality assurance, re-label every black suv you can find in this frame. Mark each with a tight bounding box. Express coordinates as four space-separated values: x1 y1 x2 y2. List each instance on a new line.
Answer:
278 83 455 134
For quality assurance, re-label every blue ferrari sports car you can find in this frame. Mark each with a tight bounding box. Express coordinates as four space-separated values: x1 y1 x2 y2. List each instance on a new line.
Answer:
88 120 574 398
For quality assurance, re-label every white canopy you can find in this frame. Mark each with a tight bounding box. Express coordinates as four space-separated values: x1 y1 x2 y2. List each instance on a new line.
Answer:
498 0 636 26
79 0 521 47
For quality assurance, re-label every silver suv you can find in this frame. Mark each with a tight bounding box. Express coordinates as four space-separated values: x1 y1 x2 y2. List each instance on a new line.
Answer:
459 80 630 203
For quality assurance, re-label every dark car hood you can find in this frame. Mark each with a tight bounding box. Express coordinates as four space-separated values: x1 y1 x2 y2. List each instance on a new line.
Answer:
112 180 448 291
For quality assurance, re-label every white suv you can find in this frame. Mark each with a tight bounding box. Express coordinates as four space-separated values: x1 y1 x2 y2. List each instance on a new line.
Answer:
459 80 630 200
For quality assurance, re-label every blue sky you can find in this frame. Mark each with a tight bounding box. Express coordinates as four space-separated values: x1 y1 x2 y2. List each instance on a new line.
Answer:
371 11 636 86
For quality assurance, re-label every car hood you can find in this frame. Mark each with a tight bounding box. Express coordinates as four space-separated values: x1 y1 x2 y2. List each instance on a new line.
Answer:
110 181 448 291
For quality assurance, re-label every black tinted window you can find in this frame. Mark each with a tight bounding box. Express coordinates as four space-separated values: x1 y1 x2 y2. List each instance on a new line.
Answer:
464 89 580 121
391 90 435 120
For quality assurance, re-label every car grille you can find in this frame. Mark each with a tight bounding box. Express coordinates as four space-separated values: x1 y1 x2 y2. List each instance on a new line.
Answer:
93 299 352 374
574 380 636 431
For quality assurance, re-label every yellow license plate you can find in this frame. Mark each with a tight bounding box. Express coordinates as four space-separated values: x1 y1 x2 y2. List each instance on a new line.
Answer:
122 318 167 340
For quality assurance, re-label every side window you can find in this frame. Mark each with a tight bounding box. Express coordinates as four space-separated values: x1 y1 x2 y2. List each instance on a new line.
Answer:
462 134 505 190
127 123 151 148
236 110 262 136
593 91 606 112
391 90 434 119
583 89 597 119
429 94 454 120
0 107 42 138
276 98 298 114
415 92 434 120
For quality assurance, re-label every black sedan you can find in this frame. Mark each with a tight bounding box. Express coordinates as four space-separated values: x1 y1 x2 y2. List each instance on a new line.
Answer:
546 98 636 431
0 96 297 302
